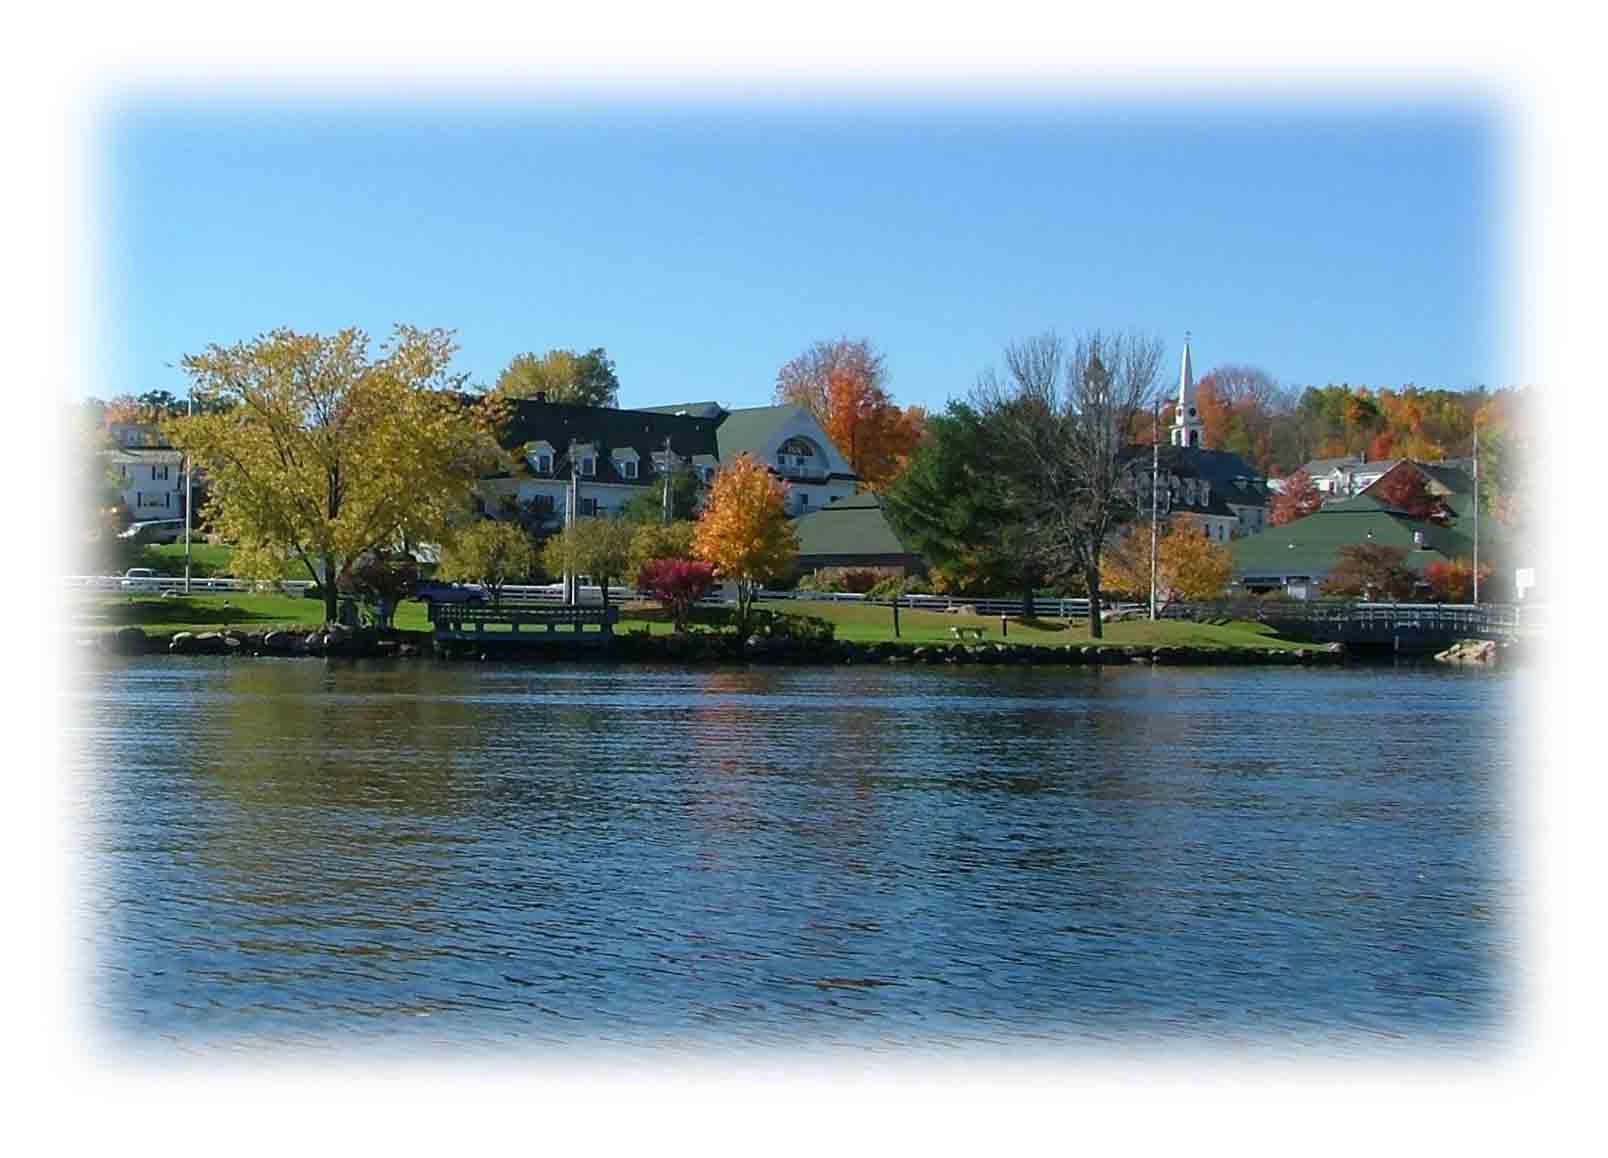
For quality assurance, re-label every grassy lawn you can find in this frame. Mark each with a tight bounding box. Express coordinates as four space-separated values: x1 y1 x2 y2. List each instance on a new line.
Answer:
729 599 1305 650
78 592 433 634
78 591 1305 651
140 541 237 576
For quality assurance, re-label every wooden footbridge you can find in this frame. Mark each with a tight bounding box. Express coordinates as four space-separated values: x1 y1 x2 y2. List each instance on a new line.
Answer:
1167 600 1541 653
428 601 619 646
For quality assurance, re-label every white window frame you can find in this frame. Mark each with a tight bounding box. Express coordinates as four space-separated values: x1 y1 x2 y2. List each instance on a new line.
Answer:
579 456 596 477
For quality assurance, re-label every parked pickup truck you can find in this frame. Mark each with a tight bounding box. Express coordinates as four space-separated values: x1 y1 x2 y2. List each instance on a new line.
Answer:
409 580 487 606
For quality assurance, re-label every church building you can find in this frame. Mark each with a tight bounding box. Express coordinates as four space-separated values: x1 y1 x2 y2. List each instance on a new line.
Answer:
1124 334 1272 542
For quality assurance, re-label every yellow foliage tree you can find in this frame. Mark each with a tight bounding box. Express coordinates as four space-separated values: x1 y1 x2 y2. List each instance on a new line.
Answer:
436 519 541 604
629 519 698 576
166 326 504 624
691 453 798 630
541 516 638 607
1100 517 1234 610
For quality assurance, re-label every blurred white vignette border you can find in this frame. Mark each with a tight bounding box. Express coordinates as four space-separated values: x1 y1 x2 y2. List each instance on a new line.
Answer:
11 0 1597 1150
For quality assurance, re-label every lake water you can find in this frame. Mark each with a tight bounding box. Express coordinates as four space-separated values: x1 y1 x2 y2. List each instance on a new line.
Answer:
70 658 1523 1060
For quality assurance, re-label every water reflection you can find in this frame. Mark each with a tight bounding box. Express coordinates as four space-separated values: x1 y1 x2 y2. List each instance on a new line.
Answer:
77 657 1518 1054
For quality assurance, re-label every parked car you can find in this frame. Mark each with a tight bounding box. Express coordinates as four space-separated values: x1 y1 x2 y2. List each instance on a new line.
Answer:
117 519 186 544
120 567 162 591
409 580 487 605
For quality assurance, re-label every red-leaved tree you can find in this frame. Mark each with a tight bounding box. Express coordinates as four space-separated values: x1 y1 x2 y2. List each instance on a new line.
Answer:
1422 558 1493 603
1269 470 1323 526
637 557 717 633
1370 465 1450 523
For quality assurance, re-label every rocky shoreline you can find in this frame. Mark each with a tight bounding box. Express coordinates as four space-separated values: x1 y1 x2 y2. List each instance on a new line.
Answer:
91 624 1347 667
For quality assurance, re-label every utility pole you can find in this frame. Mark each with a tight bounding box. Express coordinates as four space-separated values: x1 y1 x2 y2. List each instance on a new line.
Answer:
1149 400 1160 621
564 439 579 605
1472 420 1480 605
183 391 193 594
661 435 673 526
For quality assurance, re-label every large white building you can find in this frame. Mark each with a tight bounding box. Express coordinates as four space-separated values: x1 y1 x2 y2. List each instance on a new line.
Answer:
475 396 861 527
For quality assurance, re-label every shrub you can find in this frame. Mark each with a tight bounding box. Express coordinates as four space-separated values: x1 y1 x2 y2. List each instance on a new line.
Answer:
746 608 835 643
796 569 844 593
636 557 717 632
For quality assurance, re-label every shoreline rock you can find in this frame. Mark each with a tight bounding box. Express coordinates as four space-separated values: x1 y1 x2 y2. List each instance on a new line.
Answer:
95 627 1351 668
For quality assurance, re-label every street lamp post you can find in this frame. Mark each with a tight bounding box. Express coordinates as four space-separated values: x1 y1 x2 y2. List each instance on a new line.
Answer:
183 391 193 594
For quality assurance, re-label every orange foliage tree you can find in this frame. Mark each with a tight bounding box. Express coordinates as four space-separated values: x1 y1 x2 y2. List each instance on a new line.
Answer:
774 338 925 489
1100 518 1234 609
1269 470 1323 525
691 453 799 631
821 367 926 489
1422 557 1492 603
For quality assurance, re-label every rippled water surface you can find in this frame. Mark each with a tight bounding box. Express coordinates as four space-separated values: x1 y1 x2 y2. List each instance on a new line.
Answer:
73 658 1522 1057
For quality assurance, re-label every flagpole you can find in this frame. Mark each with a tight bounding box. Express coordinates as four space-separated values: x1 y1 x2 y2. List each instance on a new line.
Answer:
1472 420 1480 604
1150 401 1160 621
183 391 193 594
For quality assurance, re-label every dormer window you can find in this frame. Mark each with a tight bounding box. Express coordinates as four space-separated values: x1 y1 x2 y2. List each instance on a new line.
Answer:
621 459 638 479
525 441 556 474
579 456 595 477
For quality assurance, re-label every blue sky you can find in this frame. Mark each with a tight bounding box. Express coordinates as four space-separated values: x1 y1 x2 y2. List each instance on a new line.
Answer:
97 98 1498 412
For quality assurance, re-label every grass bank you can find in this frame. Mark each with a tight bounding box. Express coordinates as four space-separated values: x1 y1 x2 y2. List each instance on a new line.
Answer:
78 592 1304 652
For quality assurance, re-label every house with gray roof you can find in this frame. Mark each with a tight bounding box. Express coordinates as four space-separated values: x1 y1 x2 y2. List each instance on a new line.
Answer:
1121 337 1272 542
645 401 861 515
477 396 862 530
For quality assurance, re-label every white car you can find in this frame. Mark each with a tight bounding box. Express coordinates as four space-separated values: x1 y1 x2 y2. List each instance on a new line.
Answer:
120 567 163 592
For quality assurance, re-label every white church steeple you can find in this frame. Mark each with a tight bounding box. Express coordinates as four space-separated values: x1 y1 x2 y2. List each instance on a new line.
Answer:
1169 331 1204 449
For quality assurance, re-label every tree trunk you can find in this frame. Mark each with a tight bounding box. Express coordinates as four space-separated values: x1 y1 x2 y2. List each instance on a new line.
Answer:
1086 563 1103 639
736 579 752 635
323 554 338 625
1021 572 1036 622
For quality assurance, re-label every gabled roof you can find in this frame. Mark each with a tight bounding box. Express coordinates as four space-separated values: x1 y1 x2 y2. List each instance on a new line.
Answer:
1301 455 1364 476
1231 495 1487 580
100 447 184 465
793 491 916 559
711 404 806 461
495 399 720 486
637 401 724 418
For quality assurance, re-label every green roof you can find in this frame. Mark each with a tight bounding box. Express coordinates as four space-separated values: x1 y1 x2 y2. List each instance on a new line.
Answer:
1232 499 1467 581
712 404 805 462
793 492 915 559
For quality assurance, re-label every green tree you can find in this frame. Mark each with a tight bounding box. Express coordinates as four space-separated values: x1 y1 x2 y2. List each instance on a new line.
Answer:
971 331 1163 636
541 516 637 608
882 400 1034 601
492 347 620 408
437 519 542 604
629 519 699 575
167 326 504 624
617 464 703 523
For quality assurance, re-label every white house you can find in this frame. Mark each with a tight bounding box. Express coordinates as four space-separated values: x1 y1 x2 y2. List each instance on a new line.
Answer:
103 448 186 518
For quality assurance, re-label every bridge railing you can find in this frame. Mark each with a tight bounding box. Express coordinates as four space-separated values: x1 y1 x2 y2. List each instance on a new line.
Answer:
1163 598 1540 639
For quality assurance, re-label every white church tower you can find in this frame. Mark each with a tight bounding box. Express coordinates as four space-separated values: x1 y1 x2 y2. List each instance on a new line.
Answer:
1169 332 1204 449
